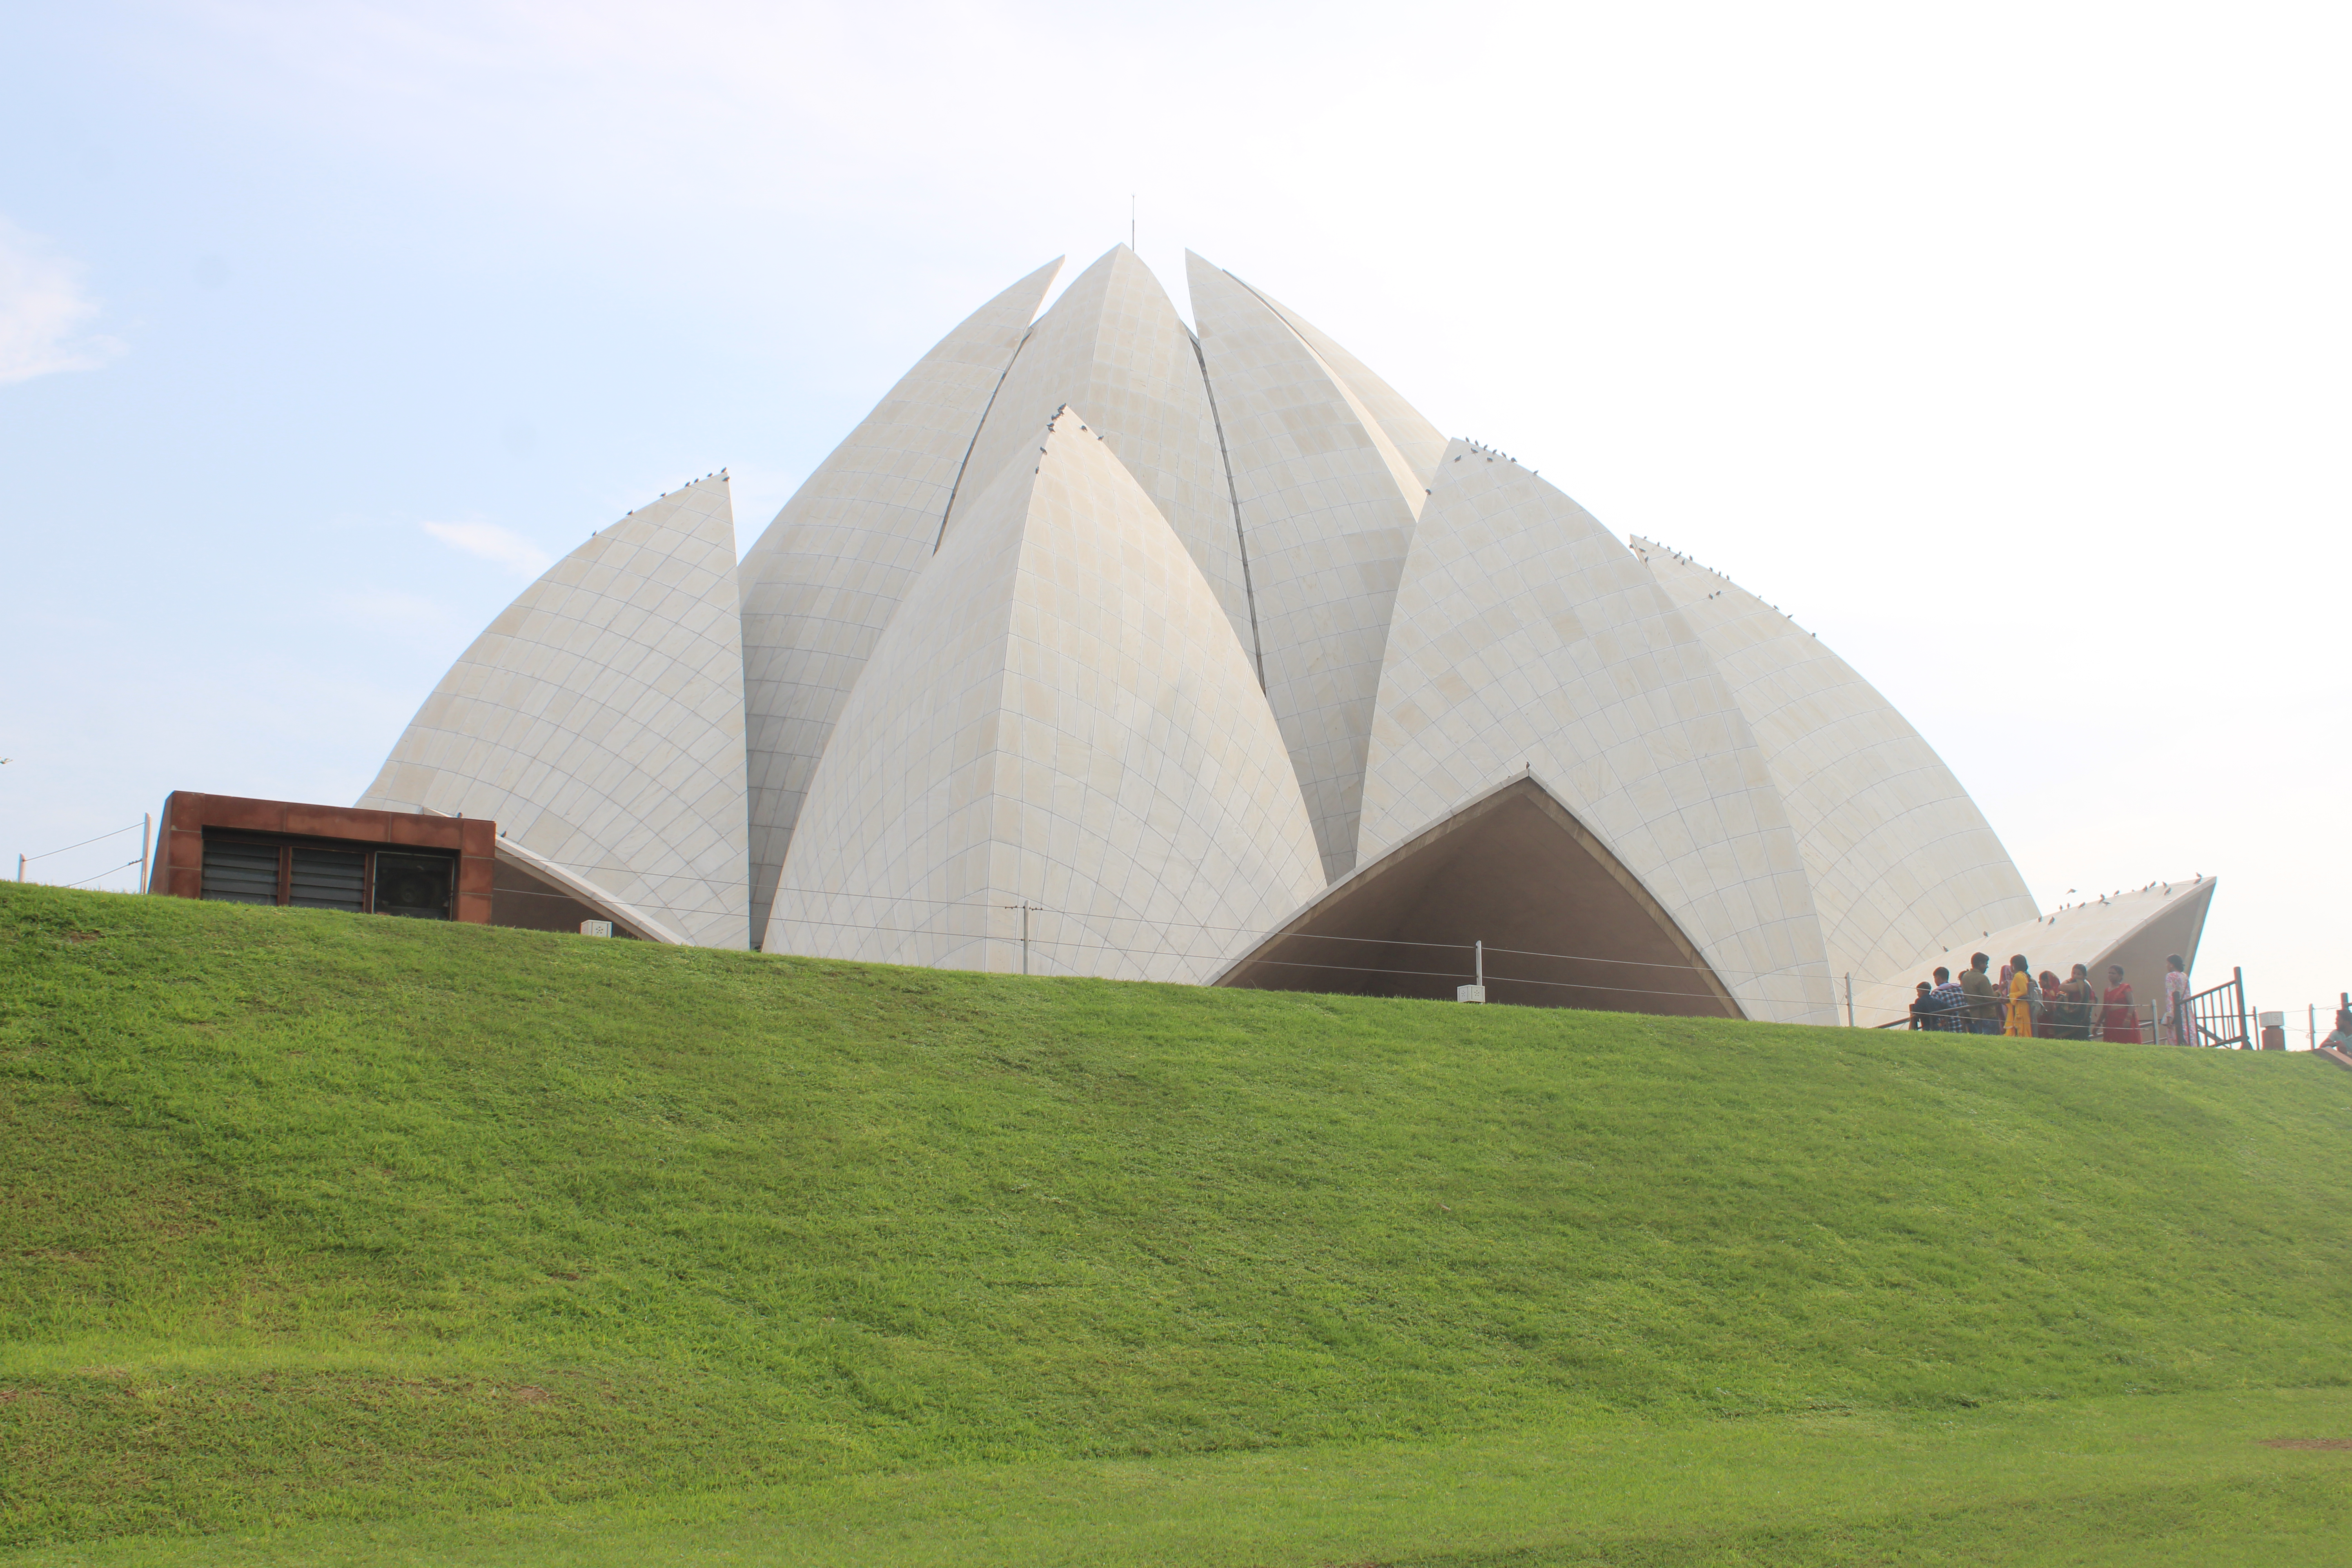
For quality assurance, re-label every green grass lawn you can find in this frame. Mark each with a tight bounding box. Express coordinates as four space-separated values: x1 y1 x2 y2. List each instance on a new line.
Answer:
3 882 2348 1564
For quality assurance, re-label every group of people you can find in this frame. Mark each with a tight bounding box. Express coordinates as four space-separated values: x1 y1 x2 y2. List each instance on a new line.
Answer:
1908 951 2198 1044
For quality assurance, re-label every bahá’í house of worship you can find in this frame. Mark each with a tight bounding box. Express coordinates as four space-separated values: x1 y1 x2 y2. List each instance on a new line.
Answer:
358 247 2213 1026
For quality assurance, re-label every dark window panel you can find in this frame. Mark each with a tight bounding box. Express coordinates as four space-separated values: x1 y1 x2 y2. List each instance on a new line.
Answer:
375 852 454 920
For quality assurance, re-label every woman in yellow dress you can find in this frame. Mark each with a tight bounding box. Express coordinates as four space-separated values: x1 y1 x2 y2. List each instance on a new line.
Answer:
2004 953 2036 1037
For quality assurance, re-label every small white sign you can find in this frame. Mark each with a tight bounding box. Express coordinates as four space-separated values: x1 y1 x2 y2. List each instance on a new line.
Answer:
1457 984 1486 1004
579 920 613 938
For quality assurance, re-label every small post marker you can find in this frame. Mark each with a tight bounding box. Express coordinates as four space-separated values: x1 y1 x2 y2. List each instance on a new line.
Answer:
580 920 613 938
1458 940 1486 1004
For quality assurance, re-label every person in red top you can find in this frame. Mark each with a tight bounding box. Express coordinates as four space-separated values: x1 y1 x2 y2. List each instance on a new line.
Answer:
2100 963 2143 1043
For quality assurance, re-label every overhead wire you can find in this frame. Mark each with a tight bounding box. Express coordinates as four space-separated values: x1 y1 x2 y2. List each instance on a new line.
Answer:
759 886 1809 982
57 857 143 890
491 863 1811 985
22 821 144 863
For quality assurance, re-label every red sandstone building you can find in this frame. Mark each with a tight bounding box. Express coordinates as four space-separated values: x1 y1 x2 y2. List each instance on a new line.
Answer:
147 792 662 940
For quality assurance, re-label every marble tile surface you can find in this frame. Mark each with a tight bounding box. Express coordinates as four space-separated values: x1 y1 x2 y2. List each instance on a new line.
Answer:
361 475 750 948
766 408 1325 980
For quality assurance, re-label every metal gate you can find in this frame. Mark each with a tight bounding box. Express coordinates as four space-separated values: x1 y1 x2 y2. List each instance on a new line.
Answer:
2182 966 2252 1050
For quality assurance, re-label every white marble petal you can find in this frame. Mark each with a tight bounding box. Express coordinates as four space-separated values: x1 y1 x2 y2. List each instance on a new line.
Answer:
1220 270 1449 494
765 408 1326 981
1360 444 1837 1024
1187 250 1425 882
1633 539 2039 991
942 247 1255 665
360 475 750 948
737 259 1061 940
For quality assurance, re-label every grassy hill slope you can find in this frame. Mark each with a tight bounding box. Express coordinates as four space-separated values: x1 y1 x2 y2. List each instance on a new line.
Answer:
3 883 2349 1563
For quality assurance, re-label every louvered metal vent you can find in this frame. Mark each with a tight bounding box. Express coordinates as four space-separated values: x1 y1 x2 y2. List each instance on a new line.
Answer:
289 848 366 913
201 841 281 904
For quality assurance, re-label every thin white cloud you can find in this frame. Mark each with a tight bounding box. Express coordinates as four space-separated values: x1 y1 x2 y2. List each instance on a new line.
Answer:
0 218 124 385
420 520 553 576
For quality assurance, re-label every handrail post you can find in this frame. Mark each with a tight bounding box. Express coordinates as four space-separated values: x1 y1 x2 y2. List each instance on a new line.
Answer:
1457 941 1487 1003
2235 967 2247 1051
1845 973 1854 1028
139 813 151 893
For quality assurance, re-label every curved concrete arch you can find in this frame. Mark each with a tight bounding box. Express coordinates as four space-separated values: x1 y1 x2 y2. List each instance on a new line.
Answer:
765 407 1326 981
1186 250 1426 883
1214 772 1742 1016
736 257 1061 940
492 835 688 945
1359 444 1835 1023
940 247 1254 662
1632 539 2038 990
360 476 750 948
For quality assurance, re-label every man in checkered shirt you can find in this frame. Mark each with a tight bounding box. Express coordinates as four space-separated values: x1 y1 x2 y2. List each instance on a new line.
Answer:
1924 966 1967 1031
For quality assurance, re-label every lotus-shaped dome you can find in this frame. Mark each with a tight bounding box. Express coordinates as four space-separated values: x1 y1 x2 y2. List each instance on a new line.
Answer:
361 247 2214 1025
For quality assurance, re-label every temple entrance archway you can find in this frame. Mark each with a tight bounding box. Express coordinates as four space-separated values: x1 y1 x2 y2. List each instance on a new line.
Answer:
1214 775 1740 1016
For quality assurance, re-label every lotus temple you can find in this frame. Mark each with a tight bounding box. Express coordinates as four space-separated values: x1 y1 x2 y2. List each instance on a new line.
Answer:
332 246 2212 1026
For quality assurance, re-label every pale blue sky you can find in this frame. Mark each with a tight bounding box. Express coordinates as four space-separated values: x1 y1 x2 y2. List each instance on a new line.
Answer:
5 1 2345 1020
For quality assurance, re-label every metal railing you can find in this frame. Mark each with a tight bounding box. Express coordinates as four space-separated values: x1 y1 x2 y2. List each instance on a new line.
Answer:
1884 996 2161 1038
1882 964 2265 1051
2183 967 2252 1050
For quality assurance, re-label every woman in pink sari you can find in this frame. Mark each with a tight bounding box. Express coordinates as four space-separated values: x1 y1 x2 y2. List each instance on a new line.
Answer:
2162 955 2194 1046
